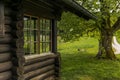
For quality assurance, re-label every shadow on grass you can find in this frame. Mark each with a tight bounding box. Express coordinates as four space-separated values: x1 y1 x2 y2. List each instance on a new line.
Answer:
61 51 120 80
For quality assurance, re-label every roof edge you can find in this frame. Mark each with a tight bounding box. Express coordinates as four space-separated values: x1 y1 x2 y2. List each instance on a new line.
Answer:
57 0 98 20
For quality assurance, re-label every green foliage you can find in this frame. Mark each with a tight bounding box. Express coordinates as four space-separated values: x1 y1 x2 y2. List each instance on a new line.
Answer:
58 12 97 42
58 0 120 42
58 37 120 80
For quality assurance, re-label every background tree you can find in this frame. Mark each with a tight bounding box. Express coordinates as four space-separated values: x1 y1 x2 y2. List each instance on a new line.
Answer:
58 12 97 41
58 0 120 59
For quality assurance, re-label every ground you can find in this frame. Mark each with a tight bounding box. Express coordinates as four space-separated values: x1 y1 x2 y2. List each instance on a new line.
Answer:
58 37 120 80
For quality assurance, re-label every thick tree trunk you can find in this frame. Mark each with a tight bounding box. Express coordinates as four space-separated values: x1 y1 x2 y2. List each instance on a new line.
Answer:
96 0 117 59
96 30 116 59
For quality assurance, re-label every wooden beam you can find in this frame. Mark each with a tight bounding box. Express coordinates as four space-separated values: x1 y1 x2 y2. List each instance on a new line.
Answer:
24 59 55 73
0 44 11 53
54 52 61 79
0 61 12 72
0 34 12 44
24 53 57 65
5 25 11 32
51 19 57 53
0 71 12 80
23 1 55 19
44 75 55 80
5 16 12 25
30 70 55 80
57 0 97 20
0 53 11 62
24 65 55 80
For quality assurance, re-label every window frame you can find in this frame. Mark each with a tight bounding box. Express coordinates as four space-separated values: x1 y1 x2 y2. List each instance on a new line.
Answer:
23 15 52 55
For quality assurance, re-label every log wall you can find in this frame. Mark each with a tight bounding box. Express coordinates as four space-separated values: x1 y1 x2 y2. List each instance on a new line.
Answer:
3 1 24 80
21 53 59 80
1 1 60 80
0 1 13 80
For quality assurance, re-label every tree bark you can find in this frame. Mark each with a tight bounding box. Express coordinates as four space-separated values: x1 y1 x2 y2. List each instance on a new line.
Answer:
96 29 116 59
96 0 116 60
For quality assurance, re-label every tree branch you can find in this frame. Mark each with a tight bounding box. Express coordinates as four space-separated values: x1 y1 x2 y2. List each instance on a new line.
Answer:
112 17 120 33
112 0 120 13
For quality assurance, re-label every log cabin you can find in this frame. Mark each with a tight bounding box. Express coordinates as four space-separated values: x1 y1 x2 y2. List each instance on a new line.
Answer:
0 0 96 80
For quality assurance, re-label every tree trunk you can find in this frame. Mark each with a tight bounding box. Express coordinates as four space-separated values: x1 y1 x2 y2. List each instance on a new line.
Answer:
96 0 117 59
96 30 116 59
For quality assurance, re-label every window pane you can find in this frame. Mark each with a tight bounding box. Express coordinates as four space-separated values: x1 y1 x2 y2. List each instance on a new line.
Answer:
24 16 52 55
24 16 38 55
40 19 51 53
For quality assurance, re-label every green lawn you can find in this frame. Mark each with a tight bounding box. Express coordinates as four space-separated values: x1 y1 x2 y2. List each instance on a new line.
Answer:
58 37 120 80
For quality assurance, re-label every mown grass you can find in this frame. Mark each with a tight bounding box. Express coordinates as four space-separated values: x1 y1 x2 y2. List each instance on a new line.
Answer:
58 37 120 80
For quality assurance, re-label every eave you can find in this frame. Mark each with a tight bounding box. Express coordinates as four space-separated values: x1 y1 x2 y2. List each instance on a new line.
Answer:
55 0 97 20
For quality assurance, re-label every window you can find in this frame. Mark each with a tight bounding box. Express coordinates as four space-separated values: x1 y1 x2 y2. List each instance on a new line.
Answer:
24 15 52 55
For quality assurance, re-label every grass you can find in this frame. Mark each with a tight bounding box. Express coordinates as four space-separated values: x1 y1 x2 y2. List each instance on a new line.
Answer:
58 37 120 80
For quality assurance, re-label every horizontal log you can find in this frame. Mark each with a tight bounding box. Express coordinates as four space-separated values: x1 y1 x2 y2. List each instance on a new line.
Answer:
11 48 24 57
24 65 55 80
11 30 24 37
0 71 12 80
5 16 12 25
4 7 12 16
11 38 24 48
0 61 12 72
9 21 23 30
24 59 55 73
5 25 11 32
44 75 55 80
0 34 12 44
30 70 55 80
5 5 21 16
0 44 11 53
0 53 11 62
24 53 57 65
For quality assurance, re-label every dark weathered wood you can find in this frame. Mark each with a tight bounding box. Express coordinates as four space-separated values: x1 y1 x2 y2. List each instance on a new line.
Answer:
55 52 61 79
0 53 11 62
9 1 24 79
11 38 24 48
30 70 55 80
0 0 5 36
51 19 57 53
5 25 11 32
0 44 11 53
4 7 12 16
4 7 18 16
0 34 12 43
24 53 57 65
24 65 55 80
0 71 12 80
23 0 55 19
5 16 12 25
10 21 23 30
11 30 23 38
11 48 24 59
0 61 12 72
24 59 55 73
57 0 97 20
44 75 55 80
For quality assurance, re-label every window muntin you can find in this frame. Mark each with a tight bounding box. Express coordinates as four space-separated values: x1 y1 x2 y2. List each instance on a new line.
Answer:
24 16 39 55
40 19 51 53
24 15 52 55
